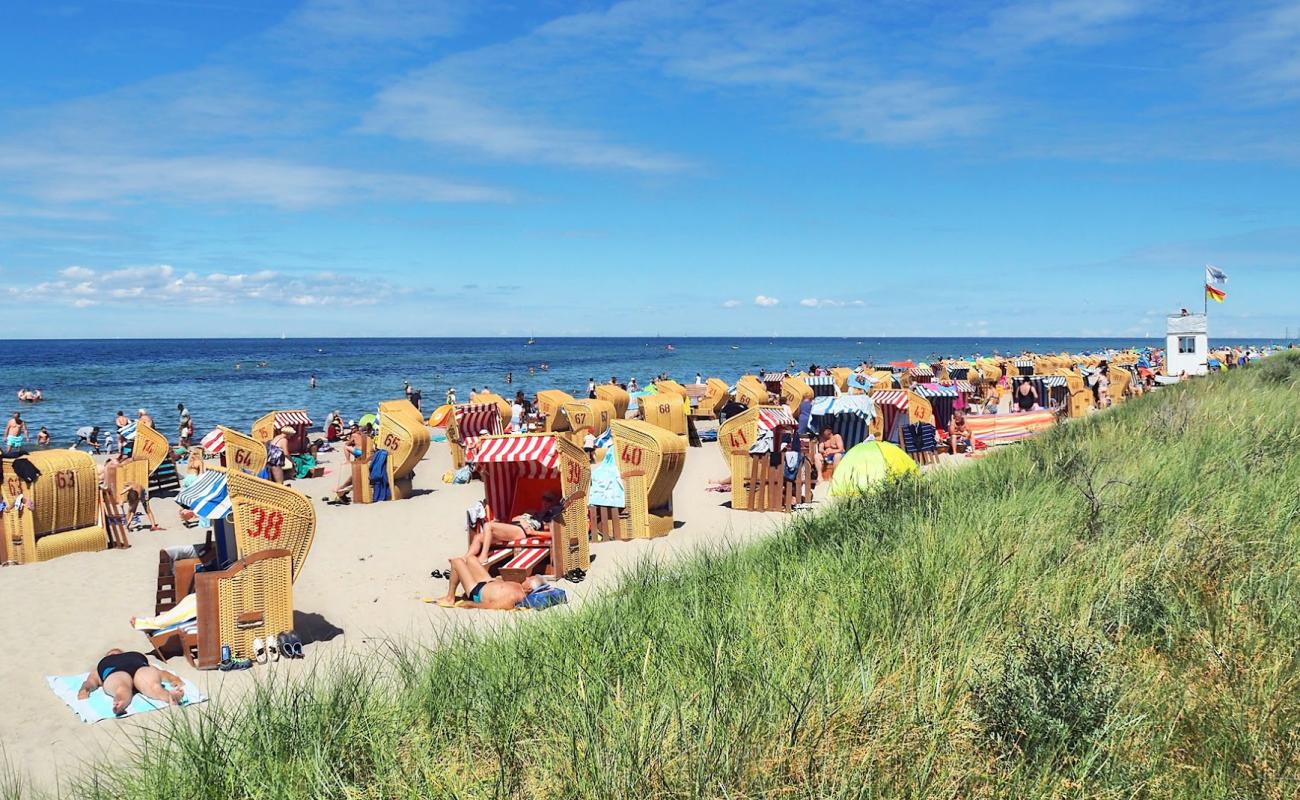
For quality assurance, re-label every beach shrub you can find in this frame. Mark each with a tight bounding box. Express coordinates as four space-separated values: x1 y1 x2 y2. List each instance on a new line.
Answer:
1095 573 1174 647
971 621 1117 764
1256 349 1300 385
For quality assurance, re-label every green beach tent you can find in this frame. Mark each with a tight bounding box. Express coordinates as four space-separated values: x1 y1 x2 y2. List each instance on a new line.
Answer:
828 440 919 497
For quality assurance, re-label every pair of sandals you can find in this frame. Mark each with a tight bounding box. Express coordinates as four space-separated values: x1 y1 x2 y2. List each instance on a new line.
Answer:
252 632 305 663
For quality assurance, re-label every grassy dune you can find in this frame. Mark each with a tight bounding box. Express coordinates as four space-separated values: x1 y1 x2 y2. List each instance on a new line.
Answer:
43 353 1300 798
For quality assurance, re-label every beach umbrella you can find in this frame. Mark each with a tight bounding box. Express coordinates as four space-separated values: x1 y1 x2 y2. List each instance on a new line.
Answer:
358 413 377 428
427 404 453 427
828 440 918 498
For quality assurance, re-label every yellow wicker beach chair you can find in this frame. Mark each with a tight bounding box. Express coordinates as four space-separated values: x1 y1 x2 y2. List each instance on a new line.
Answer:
469 392 512 429
353 401 432 503
552 399 615 447
1 451 109 564
830 367 852 392
716 406 812 512
1064 373 1094 417
536 390 576 432
154 470 315 668
131 421 170 474
639 393 688 436
252 410 312 454
653 379 688 399
780 375 814 410
595 384 630 419
590 419 686 540
734 375 768 407
1107 368 1131 405
691 378 731 420
218 425 267 475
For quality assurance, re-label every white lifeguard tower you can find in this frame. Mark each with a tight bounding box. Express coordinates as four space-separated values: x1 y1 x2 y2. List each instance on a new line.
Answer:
1166 313 1208 376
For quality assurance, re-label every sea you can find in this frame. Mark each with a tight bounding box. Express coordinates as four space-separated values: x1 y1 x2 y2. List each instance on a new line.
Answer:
2 336 1283 444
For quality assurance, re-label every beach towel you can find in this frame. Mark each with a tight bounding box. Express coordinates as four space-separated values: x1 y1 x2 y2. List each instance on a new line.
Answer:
369 449 391 502
588 447 625 508
47 669 206 723
175 471 231 523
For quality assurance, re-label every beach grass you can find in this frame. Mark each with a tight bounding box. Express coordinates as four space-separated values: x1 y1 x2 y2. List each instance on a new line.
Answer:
46 353 1300 798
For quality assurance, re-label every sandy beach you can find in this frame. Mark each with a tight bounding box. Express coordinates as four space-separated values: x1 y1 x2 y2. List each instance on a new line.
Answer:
0 420 898 791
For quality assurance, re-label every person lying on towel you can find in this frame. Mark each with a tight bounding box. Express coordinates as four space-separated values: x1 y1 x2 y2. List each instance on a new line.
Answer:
468 490 571 559
78 649 185 716
436 556 567 610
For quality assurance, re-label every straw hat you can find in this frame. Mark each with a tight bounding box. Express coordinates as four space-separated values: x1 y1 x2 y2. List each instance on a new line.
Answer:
280 425 296 434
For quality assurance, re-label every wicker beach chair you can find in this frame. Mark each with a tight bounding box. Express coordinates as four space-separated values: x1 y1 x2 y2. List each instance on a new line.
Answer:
639 393 688 436
252 410 312 454
552 399 615 447
589 419 686 541
469 392 513 430
215 425 268 475
594 384 630 419
150 470 315 668
446 402 503 469
353 401 432 503
0 451 112 564
734 375 769 407
691 378 731 419
716 406 813 512
779 375 814 410
536 390 576 433
471 433 591 581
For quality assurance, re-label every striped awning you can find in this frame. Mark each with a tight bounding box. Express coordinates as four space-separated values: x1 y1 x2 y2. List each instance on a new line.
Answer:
1041 376 1068 387
909 366 935 378
275 411 312 428
954 380 975 394
912 383 957 398
473 435 560 469
760 372 786 383
456 403 501 438
870 390 909 409
1014 359 1034 367
758 407 797 430
176 471 231 522
804 375 836 386
201 428 225 454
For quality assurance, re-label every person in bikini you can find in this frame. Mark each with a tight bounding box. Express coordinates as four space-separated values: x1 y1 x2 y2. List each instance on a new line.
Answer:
436 556 549 609
77 649 186 716
467 491 568 559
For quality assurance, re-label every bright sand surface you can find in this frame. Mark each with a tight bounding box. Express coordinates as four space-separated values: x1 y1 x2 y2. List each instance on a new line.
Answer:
0 424 969 791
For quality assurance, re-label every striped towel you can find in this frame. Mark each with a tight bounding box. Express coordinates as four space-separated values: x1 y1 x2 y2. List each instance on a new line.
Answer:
130 593 198 635
593 428 613 449
176 471 231 522
118 421 137 441
200 427 225 455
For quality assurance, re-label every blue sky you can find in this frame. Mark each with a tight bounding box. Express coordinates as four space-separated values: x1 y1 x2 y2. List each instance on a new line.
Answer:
1 0 1297 338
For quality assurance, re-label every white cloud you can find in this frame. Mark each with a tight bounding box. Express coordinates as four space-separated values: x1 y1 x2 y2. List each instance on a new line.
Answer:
721 299 742 308
800 298 865 308
364 75 691 173
979 0 1144 52
0 150 511 209
6 264 383 309
754 295 780 307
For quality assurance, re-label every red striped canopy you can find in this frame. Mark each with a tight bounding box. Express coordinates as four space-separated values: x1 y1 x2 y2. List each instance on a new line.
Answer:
474 434 560 469
758 407 797 431
201 428 225 454
275 411 312 428
455 403 503 441
870 390 909 409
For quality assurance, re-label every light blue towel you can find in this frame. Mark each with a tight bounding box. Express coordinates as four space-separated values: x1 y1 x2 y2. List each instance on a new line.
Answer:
46 671 206 723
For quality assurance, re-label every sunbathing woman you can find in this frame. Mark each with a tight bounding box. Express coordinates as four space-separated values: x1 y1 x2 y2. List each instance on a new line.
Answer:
437 555 546 609
77 649 185 716
467 491 568 559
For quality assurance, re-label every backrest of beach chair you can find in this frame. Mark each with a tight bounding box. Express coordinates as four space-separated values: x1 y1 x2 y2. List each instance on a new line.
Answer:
734 376 767 407
536 390 576 432
251 412 276 444
219 425 267 475
376 401 431 499
610 419 686 538
226 469 316 582
654 379 687 398
1 450 106 564
640 394 687 436
780 376 813 409
469 392 512 430
594 384 630 419
132 422 170 476
557 399 614 444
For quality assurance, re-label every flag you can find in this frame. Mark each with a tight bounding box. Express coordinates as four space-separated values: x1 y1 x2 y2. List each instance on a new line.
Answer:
1205 284 1226 303
1205 264 1228 285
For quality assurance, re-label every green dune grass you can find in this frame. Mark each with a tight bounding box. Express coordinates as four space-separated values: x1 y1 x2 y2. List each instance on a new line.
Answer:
45 353 1300 799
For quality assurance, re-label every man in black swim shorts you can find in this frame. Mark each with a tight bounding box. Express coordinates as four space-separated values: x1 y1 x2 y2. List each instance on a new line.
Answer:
78 649 186 715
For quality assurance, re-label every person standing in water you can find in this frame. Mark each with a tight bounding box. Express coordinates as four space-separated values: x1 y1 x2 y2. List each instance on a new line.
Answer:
309 374 317 389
